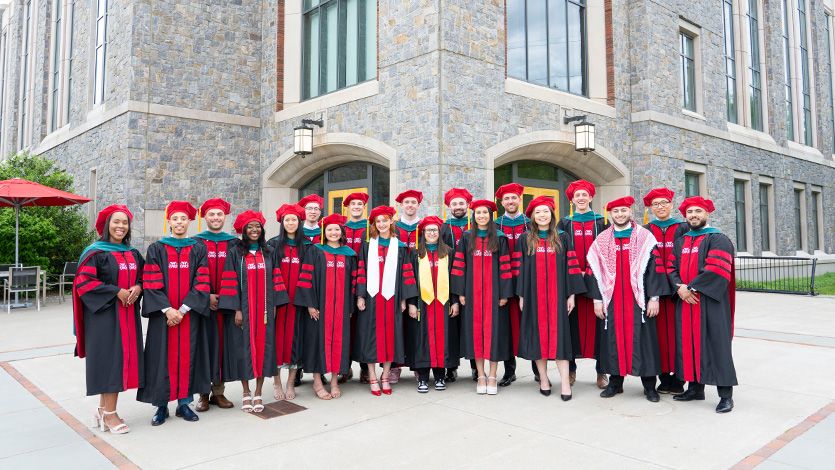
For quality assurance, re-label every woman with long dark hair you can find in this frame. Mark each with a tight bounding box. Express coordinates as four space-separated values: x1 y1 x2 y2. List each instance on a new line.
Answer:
450 200 514 395
73 205 144 434
267 204 310 400
218 211 290 412
405 216 459 392
516 197 586 400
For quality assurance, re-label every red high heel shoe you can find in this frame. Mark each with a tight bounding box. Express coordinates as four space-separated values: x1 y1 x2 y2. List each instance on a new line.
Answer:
381 378 392 395
369 379 382 396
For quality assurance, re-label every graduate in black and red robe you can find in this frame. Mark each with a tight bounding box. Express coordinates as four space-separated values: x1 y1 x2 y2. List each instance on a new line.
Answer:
299 194 324 244
218 211 290 413
192 198 237 411
73 205 144 434
516 197 586 400
342 192 369 383
586 197 671 403
138 201 211 426
267 204 311 400
355 206 419 395
450 200 515 396
293 214 357 400
668 197 737 413
394 189 422 254
641 188 688 395
495 182 538 386
556 179 610 389
405 216 460 393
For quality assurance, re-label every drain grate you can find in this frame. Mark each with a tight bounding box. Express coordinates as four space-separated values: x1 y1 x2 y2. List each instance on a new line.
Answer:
250 400 308 419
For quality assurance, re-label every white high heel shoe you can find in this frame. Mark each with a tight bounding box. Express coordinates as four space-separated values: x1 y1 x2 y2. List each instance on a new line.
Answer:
486 376 498 395
476 376 487 394
91 407 103 428
101 411 130 434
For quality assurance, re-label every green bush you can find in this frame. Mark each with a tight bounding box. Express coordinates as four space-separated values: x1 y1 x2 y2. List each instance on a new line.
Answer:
0 152 94 273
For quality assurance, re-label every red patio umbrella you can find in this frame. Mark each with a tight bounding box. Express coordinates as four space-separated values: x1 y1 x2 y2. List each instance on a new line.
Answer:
0 178 91 268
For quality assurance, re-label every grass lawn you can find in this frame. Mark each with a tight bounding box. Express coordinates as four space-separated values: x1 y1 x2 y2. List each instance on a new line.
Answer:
736 272 835 295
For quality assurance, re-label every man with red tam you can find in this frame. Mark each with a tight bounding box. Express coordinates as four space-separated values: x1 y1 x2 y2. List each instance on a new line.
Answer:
299 194 325 243
138 201 211 426
193 198 237 411
557 179 610 389
394 190 423 253
494 183 540 386
667 197 737 413
642 188 688 396
585 197 671 403
341 192 370 383
440 187 473 383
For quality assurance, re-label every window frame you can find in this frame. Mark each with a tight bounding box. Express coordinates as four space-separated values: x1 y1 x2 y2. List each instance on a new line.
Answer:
758 178 775 253
678 20 703 116
722 1 769 132
18 0 37 149
722 0 737 124
91 0 108 107
48 0 74 133
810 189 823 252
793 185 807 252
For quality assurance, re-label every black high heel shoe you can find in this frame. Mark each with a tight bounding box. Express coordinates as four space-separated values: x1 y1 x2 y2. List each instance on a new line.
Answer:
560 393 572 401
540 379 552 397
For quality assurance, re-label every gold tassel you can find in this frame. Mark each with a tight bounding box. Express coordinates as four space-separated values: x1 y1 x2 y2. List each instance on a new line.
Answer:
198 208 202 232
163 206 168 234
604 204 608 225
467 210 471 231
395 205 398 221
643 208 648 225
366 218 369 242
570 202 574 218
320 222 324 244
443 204 446 221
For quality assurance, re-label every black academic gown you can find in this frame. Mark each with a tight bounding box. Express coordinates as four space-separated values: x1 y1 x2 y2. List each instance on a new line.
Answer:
354 239 418 364
516 232 587 361
218 246 290 381
405 249 459 369
267 237 309 368
74 249 145 395
441 219 468 365
450 231 515 362
293 246 356 375
667 231 738 387
587 231 671 377
138 241 211 404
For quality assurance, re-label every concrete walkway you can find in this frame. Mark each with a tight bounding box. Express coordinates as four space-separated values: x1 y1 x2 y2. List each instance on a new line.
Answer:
0 292 833 469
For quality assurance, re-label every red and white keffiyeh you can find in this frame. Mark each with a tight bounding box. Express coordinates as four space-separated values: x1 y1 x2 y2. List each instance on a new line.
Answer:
586 221 656 312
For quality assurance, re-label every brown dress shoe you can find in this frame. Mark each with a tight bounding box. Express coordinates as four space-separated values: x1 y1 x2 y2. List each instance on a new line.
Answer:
359 369 370 384
196 394 210 412
209 394 234 409
569 371 576 386
597 373 609 389
337 368 354 384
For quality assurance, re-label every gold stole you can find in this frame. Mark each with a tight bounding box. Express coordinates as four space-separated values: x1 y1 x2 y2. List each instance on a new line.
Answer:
419 253 449 307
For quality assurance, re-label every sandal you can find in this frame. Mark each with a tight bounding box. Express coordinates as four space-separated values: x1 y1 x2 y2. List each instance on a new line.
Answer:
314 386 332 400
273 382 285 400
252 396 264 413
330 383 342 399
381 378 392 395
241 393 253 412
101 411 130 434
93 407 123 428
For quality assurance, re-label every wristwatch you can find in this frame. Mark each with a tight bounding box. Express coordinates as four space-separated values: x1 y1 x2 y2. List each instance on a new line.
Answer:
649 296 659 302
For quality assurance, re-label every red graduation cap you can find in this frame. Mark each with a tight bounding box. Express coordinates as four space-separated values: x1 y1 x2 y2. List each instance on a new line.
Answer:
678 196 715 218
444 188 473 206
342 192 370 207
298 194 324 209
234 210 266 234
418 216 444 232
321 213 348 227
525 195 555 219
395 190 423 204
166 201 198 220
566 179 596 200
199 198 231 216
276 204 305 222
495 183 524 200
642 188 675 207
469 199 498 212
368 205 396 222
95 204 133 236
606 196 635 210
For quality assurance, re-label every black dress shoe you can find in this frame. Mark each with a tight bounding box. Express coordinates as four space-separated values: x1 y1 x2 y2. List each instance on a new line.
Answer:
560 393 572 402
499 374 516 387
599 385 624 398
669 382 685 395
540 388 551 397
673 389 706 401
645 388 660 402
656 381 672 394
445 369 458 383
294 371 303 387
534 375 541 383
471 369 478 382
151 406 169 426
716 398 734 413
175 404 200 422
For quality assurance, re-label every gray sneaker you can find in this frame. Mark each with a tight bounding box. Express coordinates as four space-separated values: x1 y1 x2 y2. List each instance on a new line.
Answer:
417 381 429 393
434 379 446 391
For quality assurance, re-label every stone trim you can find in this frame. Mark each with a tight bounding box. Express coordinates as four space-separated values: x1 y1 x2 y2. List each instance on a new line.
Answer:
274 80 379 122
277 0 285 112
504 78 616 118
605 0 614 106
631 110 835 168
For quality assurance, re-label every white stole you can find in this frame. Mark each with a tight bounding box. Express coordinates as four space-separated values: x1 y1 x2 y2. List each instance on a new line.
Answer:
367 236 399 300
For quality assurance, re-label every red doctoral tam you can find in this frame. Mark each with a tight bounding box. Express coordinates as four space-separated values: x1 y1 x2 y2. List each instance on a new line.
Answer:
444 188 473 206
495 183 524 200
678 196 715 217
606 196 635 210
298 194 324 209
470 199 498 212
342 192 370 206
525 196 556 218
566 179 596 200
166 201 197 220
95 205 133 236
368 205 396 222
395 190 424 204
234 210 266 234
642 188 675 207
199 198 231 216
276 204 305 222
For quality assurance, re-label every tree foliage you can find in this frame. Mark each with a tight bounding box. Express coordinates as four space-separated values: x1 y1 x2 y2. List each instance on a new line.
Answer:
0 153 94 273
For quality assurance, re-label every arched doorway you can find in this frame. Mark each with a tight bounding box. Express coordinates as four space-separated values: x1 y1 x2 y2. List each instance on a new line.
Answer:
494 160 579 219
299 162 390 216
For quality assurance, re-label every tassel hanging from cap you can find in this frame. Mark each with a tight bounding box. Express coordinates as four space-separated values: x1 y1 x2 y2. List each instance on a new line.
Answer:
320 222 324 244
366 219 369 242
643 208 648 225
569 202 574 218
163 206 168 234
604 204 608 225
467 210 471 231
198 208 202 232
442 204 446 221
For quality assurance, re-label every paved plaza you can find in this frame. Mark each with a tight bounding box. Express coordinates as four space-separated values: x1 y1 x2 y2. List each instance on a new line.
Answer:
0 292 833 469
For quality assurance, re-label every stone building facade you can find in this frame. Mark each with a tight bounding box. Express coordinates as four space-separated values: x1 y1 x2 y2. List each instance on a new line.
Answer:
0 0 832 258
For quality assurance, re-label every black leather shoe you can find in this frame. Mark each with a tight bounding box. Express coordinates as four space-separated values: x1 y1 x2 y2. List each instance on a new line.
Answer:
560 393 572 402
716 398 734 413
540 388 551 397
294 371 303 387
669 382 685 395
445 369 457 383
645 388 660 402
673 389 706 401
471 369 478 382
151 406 169 426
175 404 199 422
499 374 516 387
599 385 624 398
656 381 672 394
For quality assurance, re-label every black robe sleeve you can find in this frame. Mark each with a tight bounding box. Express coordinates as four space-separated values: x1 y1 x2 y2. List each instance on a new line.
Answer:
141 243 170 318
515 234 528 298
450 232 469 297
293 248 321 309
667 238 685 291
497 236 515 300
76 252 124 314
399 246 419 302
356 242 369 299
673 222 689 241
645 248 672 298
183 244 211 316
218 249 243 312
563 232 587 296
688 234 735 302
440 225 454 249
270 248 291 307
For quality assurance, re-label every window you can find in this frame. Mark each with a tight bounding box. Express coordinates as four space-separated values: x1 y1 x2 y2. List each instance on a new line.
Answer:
782 0 794 141
745 0 763 131
0 29 7 153
49 0 74 131
67 0 76 120
507 0 587 96
794 188 804 251
494 161 579 219
50 0 63 130
93 0 108 105
680 31 696 112
827 14 834 140
19 0 35 148
734 180 748 252
811 191 821 251
684 172 700 198
722 0 737 123
299 163 388 214
302 0 377 101
797 0 813 146
759 183 772 251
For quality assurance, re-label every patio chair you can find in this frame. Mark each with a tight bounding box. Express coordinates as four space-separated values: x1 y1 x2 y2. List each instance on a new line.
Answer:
45 262 78 304
3 266 41 313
